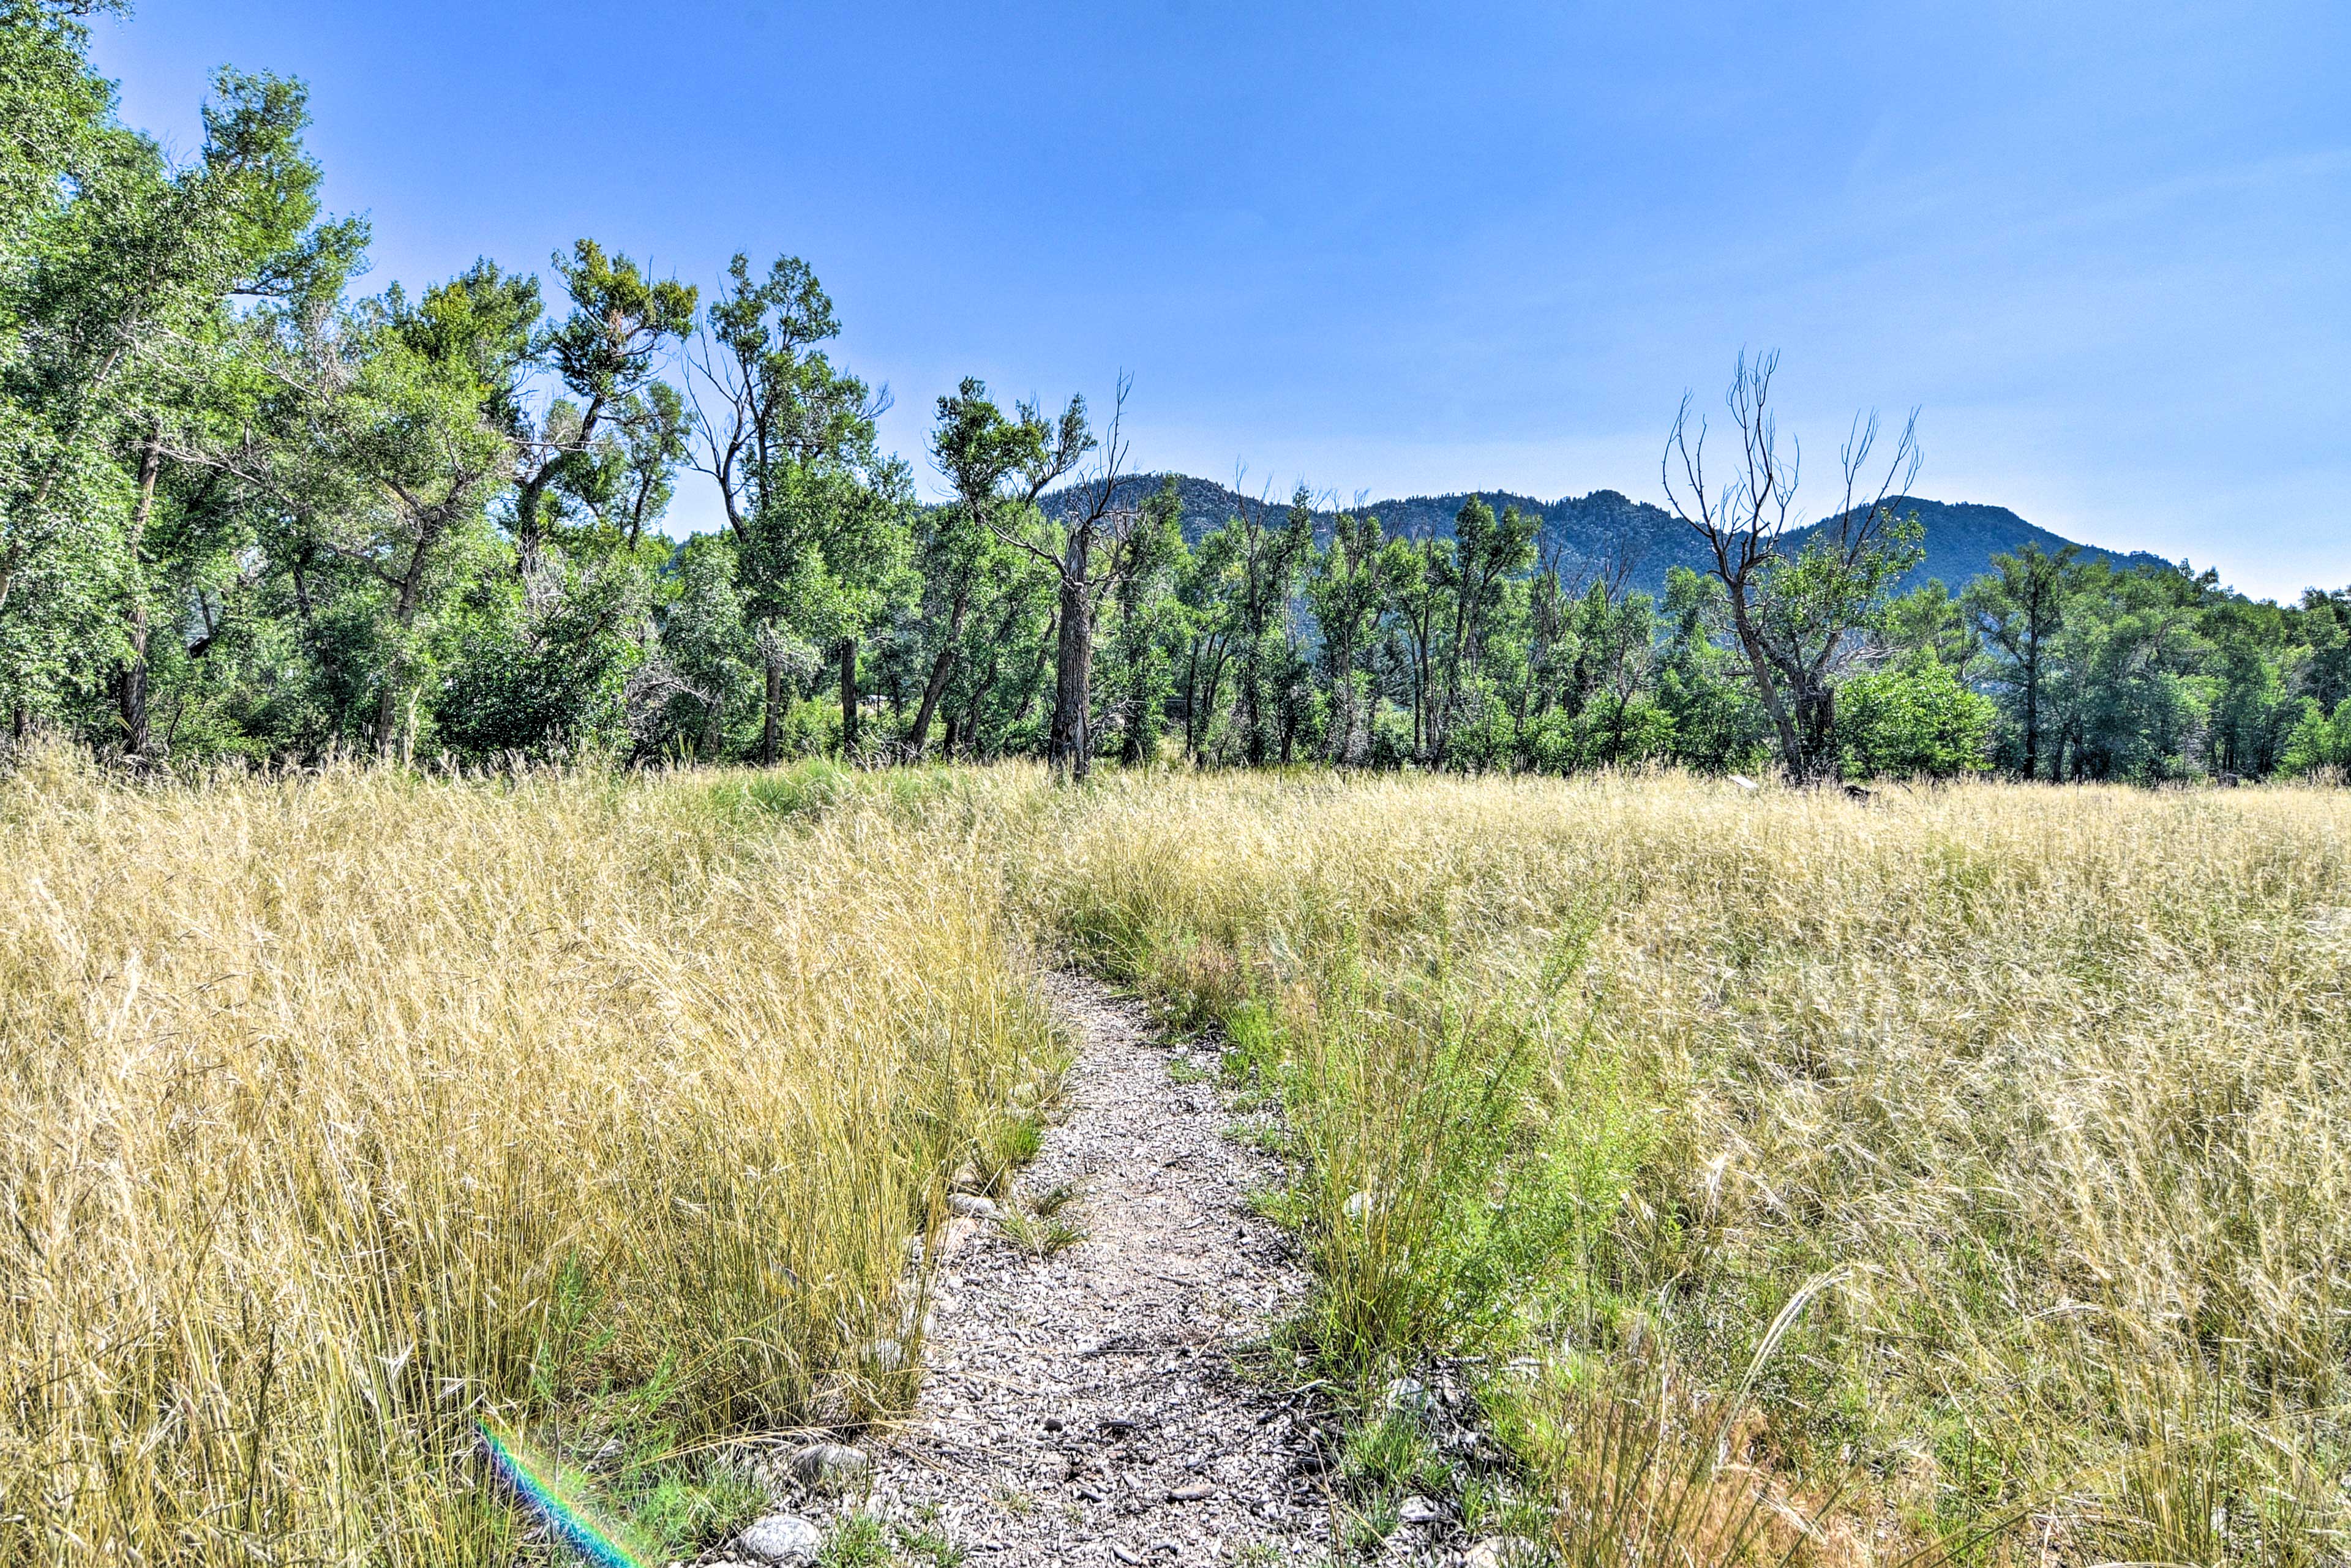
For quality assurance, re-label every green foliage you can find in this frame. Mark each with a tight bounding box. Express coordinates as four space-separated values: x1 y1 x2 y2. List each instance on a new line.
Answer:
2281 698 2351 777
0 6 2341 787
435 561 648 762
1837 658 1996 779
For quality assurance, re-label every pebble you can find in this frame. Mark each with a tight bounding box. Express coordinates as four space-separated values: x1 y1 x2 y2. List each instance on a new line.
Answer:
735 1512 820 1565
1166 1483 1213 1502
789 1441 871 1494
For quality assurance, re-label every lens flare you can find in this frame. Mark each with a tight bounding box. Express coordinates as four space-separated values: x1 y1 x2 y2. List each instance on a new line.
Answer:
477 1420 644 1568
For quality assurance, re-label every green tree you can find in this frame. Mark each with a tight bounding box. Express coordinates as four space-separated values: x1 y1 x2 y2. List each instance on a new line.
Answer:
1305 503 1387 763
1428 496 1537 765
973 383 1166 778
1095 475 1186 765
1187 482 1313 764
2280 698 2351 778
911 378 1090 757
2041 561 2213 781
309 263 539 757
1837 659 1995 779
507 239 696 572
1963 543 2077 780
1 54 361 749
688 252 908 759
1652 566 1768 773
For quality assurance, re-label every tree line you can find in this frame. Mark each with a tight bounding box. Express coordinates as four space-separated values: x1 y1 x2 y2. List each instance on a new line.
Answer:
5 3 2345 785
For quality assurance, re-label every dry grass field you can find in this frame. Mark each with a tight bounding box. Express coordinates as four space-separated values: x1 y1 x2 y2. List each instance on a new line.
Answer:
0 754 1059 1562
5 754 2346 1565
1011 770 2351 1564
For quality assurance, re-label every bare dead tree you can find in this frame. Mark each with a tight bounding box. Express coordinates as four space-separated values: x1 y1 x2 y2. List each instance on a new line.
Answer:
1664 350 1921 781
982 375 1142 779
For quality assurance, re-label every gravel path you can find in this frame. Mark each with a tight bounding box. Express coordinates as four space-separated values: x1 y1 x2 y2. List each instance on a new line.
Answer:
831 972 1336 1564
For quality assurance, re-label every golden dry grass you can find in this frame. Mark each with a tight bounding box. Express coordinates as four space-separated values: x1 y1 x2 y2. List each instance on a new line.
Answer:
1008 768 2351 1562
8 757 2347 1565
0 754 1057 1564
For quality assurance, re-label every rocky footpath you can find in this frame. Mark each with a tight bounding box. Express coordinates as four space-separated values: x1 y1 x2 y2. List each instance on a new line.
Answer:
713 973 1338 1566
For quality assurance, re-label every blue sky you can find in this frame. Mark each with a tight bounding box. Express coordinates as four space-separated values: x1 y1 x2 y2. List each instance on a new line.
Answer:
92 1 2350 599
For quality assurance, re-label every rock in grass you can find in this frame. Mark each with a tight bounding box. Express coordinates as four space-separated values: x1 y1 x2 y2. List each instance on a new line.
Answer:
737 1511 822 1564
1396 1493 1442 1524
1381 1375 1427 1414
1341 1190 1376 1220
1463 1538 1537 1568
790 1441 872 1493
860 1338 907 1373
947 1192 999 1220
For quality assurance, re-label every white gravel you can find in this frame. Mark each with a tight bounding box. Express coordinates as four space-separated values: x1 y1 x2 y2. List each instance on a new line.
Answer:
812 971 1339 1564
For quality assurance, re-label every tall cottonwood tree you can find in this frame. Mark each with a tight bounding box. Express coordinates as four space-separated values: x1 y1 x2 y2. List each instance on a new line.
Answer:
1428 495 1537 763
506 239 696 574
328 264 538 756
1097 476 1185 763
1190 479 1314 765
688 252 906 760
1 52 362 752
912 379 1090 757
1963 542 2077 781
1306 501 1386 763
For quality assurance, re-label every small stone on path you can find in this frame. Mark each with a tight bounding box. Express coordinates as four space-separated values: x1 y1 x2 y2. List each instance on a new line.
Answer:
789 1441 869 1493
735 1511 820 1565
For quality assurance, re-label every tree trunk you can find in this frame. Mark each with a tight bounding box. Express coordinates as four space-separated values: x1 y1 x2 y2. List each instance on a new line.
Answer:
960 683 984 759
1047 537 1093 779
119 427 162 762
2022 640 2040 781
909 576 973 754
511 469 552 580
762 647 782 766
838 636 858 754
1724 590 1807 779
1014 605 1057 735
1182 641 1200 760
378 569 427 760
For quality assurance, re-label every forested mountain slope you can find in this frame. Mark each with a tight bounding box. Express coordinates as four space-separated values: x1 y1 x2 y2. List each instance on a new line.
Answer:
1040 475 2170 596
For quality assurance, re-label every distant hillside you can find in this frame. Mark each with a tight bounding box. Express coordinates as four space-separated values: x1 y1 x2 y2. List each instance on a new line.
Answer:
1041 474 2169 598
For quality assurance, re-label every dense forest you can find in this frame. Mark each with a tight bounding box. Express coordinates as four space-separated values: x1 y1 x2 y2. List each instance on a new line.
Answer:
6 2 2346 786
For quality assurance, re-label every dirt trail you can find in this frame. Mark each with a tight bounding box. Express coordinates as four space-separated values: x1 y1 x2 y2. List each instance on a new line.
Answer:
841 972 1335 1564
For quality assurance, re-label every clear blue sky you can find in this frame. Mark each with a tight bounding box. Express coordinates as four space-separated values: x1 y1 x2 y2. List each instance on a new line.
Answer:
92 0 2350 599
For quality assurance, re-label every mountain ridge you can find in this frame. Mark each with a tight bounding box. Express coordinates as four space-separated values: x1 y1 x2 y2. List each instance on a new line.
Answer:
1041 473 2172 599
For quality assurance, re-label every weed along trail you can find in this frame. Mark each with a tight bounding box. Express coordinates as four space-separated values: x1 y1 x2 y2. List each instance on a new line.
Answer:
778 972 1333 1565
